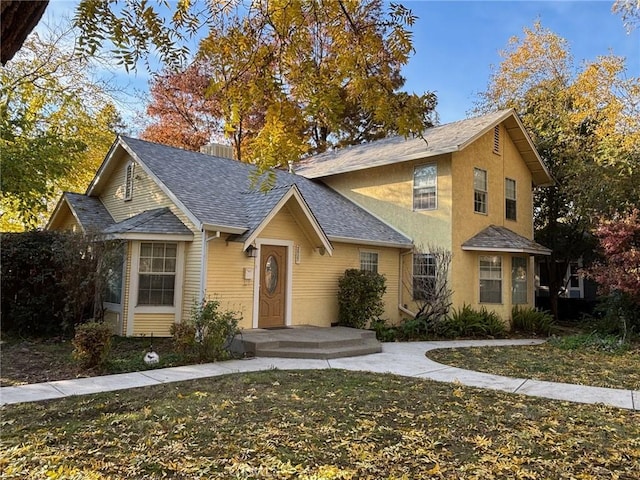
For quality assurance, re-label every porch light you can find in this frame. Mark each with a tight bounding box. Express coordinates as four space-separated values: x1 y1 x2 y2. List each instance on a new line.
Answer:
245 245 258 258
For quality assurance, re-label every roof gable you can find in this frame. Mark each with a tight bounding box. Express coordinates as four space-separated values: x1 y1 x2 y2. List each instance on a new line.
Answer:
295 109 553 186
462 225 551 255
47 192 114 233
83 136 412 248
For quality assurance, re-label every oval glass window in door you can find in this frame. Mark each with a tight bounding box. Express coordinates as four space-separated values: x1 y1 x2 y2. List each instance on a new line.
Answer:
265 255 278 294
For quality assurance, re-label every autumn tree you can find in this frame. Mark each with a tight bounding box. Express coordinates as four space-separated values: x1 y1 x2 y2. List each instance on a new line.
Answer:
142 0 436 169
0 24 123 231
475 21 640 319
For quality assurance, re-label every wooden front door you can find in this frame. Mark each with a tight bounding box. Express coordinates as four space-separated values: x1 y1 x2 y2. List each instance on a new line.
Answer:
258 245 287 328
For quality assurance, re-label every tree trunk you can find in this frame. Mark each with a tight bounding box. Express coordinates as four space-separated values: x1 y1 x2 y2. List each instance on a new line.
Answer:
1 0 49 64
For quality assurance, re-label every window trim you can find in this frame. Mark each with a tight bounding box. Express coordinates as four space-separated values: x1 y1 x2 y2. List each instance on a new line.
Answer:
511 256 528 305
474 167 488 214
124 162 134 201
479 255 502 304
137 242 177 307
359 250 379 274
413 253 436 300
505 177 517 221
413 163 438 211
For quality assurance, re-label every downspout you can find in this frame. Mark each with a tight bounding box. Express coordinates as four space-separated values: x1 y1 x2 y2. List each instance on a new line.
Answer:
398 249 417 318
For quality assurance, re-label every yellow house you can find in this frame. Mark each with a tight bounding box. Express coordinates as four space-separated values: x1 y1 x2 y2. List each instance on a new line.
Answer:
47 136 411 336
296 108 553 322
47 109 551 336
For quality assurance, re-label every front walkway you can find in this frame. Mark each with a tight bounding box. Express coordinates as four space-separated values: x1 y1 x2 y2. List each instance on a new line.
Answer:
1 339 638 410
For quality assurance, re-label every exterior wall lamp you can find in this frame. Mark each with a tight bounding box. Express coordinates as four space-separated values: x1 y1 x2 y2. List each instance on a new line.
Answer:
245 245 258 258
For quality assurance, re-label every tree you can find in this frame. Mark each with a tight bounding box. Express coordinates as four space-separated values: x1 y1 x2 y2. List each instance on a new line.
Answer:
613 0 640 32
0 24 124 231
475 21 640 319
141 0 437 169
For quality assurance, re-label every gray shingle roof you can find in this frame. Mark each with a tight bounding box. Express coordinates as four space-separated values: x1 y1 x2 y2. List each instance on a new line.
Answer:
103 208 193 236
120 136 412 247
295 109 553 186
461 225 551 255
64 192 114 232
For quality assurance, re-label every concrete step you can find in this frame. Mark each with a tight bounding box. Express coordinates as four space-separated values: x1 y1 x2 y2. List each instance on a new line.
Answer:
231 326 382 359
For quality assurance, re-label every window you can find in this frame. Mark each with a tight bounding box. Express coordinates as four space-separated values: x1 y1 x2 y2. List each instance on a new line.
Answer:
474 168 487 214
138 242 176 305
479 255 502 303
512 257 528 304
104 244 125 304
360 251 378 273
124 162 134 201
413 254 436 300
505 178 517 221
493 125 500 154
413 164 437 210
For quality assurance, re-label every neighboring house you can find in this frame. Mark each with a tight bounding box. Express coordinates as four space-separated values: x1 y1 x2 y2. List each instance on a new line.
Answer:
47 108 552 336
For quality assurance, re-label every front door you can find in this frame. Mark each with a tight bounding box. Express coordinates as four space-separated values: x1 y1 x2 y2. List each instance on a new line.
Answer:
258 245 287 328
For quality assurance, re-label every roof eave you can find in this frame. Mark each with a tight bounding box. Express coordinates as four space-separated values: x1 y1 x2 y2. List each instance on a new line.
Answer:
328 235 413 249
461 245 552 255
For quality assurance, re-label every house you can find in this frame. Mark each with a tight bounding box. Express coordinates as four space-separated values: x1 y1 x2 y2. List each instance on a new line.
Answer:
47 108 552 336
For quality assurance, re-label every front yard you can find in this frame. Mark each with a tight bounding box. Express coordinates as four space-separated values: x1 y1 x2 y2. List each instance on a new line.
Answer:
1 369 639 479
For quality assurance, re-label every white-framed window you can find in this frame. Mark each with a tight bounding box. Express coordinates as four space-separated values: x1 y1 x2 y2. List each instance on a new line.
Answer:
413 164 437 210
413 253 436 300
360 251 379 273
479 255 502 303
505 178 517 221
104 243 125 304
511 256 528 304
474 168 487 214
138 242 177 306
124 162 134 201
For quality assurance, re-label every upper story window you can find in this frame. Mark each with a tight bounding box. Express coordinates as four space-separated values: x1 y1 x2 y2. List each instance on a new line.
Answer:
138 242 177 306
474 168 488 214
360 251 379 273
413 164 437 210
505 178 517 221
124 162 134 201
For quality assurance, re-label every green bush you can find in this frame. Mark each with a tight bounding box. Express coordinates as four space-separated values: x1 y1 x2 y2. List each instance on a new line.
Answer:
549 333 629 354
171 298 241 362
72 321 113 369
442 304 507 338
370 318 398 342
337 269 387 329
512 306 555 335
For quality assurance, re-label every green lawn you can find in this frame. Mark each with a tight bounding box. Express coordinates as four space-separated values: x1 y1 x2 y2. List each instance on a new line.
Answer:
1 370 639 479
426 340 640 390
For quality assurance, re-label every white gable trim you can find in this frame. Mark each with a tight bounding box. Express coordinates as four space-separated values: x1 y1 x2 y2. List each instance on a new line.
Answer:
242 185 333 256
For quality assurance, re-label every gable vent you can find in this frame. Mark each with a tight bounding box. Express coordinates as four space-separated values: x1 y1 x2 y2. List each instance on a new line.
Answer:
493 125 500 154
200 143 235 159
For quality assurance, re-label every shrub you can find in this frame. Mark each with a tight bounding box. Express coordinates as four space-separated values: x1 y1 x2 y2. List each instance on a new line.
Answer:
72 321 113 369
370 318 398 342
337 269 387 329
172 298 241 362
512 306 555 335
549 332 629 354
442 304 506 338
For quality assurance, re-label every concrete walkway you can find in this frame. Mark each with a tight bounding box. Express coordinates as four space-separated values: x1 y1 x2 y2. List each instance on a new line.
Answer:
1 339 638 410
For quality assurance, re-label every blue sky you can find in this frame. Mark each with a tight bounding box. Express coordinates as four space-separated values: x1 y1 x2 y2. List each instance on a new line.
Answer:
41 1 638 127
401 1 639 123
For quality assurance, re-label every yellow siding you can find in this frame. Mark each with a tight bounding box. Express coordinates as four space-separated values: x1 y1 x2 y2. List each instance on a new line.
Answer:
48 203 81 232
132 313 175 337
205 203 403 328
323 156 453 249
98 153 204 334
450 124 536 320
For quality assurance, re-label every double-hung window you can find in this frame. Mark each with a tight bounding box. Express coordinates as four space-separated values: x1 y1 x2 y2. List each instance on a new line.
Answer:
511 256 528 304
413 164 437 210
413 254 436 300
474 168 487 214
138 242 177 306
360 251 379 273
479 255 502 303
505 178 517 221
